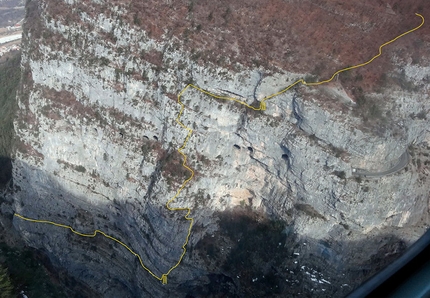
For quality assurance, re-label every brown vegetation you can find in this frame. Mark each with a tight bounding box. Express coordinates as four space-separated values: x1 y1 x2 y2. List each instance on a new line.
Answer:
38 0 430 77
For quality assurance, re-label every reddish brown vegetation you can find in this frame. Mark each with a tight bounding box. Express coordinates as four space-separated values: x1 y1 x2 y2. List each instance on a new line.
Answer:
144 49 164 69
15 139 44 160
160 149 191 187
40 86 91 118
40 0 430 76
141 137 191 187
33 0 430 99
121 0 430 76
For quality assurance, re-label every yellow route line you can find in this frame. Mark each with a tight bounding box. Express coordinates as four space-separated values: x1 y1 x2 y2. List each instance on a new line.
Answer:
261 13 425 102
13 213 165 282
14 13 424 284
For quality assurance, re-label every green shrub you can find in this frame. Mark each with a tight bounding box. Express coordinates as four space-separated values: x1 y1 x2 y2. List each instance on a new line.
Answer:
0 266 13 298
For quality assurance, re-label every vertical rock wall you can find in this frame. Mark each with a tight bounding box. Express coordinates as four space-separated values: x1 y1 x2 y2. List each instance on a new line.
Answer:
10 0 430 296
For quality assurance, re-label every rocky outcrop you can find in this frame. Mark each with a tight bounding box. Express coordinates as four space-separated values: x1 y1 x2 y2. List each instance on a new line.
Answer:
9 0 430 297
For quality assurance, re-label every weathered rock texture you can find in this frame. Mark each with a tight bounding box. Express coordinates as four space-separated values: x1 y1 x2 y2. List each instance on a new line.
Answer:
9 0 430 297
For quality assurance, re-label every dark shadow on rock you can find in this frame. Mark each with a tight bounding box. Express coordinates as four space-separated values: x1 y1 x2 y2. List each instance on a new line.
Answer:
0 241 98 298
0 157 12 189
11 160 199 298
0 169 97 297
188 207 410 298
8 161 417 298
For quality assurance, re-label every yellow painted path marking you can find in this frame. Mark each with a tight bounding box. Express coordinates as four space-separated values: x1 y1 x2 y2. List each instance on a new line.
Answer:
14 13 424 284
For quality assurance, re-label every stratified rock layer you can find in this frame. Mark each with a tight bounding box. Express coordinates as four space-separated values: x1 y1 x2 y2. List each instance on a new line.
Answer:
10 0 430 297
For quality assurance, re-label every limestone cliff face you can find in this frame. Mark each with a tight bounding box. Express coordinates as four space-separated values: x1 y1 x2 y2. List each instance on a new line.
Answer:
10 0 430 297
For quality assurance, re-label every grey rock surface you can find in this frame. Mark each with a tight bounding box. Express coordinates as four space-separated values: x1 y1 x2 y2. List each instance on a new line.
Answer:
9 0 430 297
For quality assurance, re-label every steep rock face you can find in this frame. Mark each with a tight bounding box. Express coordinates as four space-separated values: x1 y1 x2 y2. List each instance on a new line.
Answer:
11 0 430 296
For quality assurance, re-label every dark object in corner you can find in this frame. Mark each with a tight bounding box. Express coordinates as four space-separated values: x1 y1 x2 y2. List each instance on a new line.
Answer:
347 228 430 298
